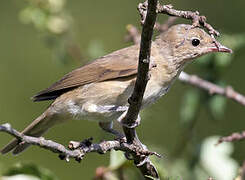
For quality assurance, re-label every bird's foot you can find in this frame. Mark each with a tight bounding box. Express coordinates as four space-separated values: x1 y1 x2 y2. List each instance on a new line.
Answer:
117 111 141 128
96 105 141 128
99 121 125 140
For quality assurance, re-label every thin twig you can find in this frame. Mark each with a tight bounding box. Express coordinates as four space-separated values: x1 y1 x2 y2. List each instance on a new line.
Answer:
3 1 243 179
156 4 219 36
179 72 245 107
138 1 219 37
0 123 160 163
216 131 245 145
122 0 159 179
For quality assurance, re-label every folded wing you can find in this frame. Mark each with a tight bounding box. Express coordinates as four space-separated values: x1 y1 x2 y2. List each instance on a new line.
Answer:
32 45 139 101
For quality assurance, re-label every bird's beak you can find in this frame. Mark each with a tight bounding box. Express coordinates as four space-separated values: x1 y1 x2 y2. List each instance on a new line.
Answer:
208 41 233 53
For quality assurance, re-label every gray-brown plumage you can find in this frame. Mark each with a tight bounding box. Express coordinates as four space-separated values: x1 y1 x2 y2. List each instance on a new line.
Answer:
1 24 232 155
32 46 140 101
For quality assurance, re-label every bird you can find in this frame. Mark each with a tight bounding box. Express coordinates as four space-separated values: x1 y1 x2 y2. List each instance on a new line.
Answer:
1 24 232 155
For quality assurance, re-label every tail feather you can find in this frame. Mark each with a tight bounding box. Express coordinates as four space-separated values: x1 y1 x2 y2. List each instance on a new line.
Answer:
12 142 31 155
1 111 56 155
1 139 19 154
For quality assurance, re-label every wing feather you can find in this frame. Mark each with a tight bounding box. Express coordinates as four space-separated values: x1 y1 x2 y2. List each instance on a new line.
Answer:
32 45 139 101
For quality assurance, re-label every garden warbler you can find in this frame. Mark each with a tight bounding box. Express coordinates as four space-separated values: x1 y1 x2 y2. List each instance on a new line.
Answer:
1 24 232 155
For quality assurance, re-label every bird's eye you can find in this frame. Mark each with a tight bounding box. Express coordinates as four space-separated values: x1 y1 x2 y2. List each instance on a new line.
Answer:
192 38 200 46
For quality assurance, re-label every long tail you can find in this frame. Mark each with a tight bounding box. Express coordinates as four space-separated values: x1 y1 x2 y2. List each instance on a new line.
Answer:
1 110 57 155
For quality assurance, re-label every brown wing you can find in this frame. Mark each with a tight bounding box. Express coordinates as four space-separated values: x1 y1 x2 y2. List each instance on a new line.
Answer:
32 45 139 101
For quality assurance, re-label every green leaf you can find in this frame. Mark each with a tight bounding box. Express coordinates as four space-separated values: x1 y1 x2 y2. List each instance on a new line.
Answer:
3 163 58 180
19 7 48 30
109 150 127 170
19 7 34 24
1 174 40 180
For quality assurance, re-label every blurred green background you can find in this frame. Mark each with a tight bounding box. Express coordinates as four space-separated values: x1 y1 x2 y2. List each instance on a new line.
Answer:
0 0 245 179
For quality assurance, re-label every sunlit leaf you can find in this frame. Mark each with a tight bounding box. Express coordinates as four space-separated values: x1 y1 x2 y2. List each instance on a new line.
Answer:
1 174 40 180
3 163 58 180
200 136 239 180
109 150 127 170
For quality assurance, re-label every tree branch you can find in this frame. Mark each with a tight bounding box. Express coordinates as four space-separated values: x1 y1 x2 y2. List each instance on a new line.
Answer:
0 123 160 163
156 4 219 36
122 0 158 142
3 1 242 179
217 131 245 145
179 72 245 107
138 1 219 37
121 0 159 179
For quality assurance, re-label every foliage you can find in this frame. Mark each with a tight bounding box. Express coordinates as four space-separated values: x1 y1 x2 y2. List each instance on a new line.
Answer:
1 163 58 180
1 1 245 180
19 0 80 64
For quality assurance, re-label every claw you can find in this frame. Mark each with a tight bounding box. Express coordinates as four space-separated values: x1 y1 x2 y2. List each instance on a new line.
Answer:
99 121 125 139
117 112 141 129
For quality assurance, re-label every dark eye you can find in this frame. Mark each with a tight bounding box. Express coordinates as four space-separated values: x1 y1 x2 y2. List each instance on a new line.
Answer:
192 39 200 46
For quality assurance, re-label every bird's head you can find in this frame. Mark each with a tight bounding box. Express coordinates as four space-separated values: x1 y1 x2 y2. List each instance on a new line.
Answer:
156 24 232 64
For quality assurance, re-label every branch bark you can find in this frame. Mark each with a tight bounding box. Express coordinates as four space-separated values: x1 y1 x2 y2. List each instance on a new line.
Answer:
138 1 219 37
0 123 160 163
122 0 159 179
179 72 245 107
122 0 157 144
156 4 219 36
217 131 245 145
3 1 243 179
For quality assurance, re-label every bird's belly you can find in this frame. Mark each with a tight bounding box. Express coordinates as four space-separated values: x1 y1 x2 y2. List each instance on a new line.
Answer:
67 101 124 122
51 77 170 122
142 84 170 108
52 79 134 122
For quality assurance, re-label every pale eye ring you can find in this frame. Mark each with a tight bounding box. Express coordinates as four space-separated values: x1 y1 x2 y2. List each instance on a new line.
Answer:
192 38 200 46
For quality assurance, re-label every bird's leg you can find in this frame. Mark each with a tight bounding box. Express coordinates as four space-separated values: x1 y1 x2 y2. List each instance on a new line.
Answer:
99 105 141 128
117 110 141 129
98 121 124 139
96 105 140 132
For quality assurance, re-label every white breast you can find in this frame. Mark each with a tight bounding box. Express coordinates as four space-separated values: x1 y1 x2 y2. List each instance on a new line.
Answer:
142 83 170 108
